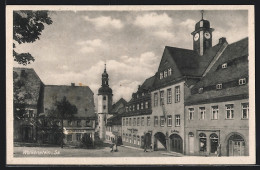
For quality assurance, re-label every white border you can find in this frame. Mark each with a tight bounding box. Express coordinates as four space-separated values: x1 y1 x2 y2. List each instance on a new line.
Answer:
6 5 255 165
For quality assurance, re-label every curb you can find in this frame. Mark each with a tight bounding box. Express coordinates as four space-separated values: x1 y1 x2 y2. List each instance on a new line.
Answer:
120 145 143 151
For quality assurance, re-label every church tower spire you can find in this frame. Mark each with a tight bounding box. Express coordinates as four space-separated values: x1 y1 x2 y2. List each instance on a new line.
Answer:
97 63 113 141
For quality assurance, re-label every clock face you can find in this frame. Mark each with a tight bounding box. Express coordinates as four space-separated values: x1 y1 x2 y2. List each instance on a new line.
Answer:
194 33 199 41
204 31 211 39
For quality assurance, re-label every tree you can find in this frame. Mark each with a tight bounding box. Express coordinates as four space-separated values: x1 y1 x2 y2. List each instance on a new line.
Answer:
13 10 53 65
47 97 77 148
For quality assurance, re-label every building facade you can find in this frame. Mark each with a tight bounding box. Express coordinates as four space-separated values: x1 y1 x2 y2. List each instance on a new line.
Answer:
105 98 127 143
13 68 44 143
121 76 154 149
184 37 249 156
41 84 96 146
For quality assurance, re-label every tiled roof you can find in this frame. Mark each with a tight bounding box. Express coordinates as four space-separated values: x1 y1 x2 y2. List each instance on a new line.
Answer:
110 98 127 114
43 85 95 118
186 37 249 105
139 75 155 91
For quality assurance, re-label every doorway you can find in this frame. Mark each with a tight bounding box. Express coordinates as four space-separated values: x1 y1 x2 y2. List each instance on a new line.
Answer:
228 134 245 156
169 134 183 153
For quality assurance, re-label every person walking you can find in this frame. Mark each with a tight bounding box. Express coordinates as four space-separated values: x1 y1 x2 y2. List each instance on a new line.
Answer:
114 136 119 152
110 138 115 152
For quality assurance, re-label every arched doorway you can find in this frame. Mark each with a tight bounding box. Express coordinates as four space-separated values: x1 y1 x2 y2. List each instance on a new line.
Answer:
199 133 207 152
154 132 167 151
169 134 183 153
210 133 219 154
228 133 245 156
188 132 194 154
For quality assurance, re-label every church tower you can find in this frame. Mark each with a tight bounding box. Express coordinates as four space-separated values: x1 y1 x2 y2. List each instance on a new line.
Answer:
97 64 113 140
191 11 214 56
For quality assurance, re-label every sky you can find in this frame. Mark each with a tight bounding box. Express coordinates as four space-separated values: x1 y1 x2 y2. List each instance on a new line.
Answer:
14 10 248 105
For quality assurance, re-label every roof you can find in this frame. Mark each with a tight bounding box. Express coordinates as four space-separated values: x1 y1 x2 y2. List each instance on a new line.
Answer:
110 98 127 114
186 37 249 105
43 85 95 118
13 67 43 106
107 114 122 126
139 76 155 91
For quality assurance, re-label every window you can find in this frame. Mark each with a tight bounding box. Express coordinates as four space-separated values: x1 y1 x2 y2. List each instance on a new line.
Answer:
129 118 132 126
160 116 165 126
226 104 234 119
129 106 132 111
175 115 180 126
167 115 172 126
133 105 135 111
222 63 227 68
160 90 164 105
160 72 163 79
67 135 72 142
28 110 34 117
188 108 194 120
68 120 73 126
211 106 218 120
137 117 140 126
147 117 150 126
239 78 246 85
154 93 158 107
199 107 206 120
137 136 140 145
137 104 140 110
168 68 172 76
242 103 249 119
76 133 81 141
126 118 128 126
141 117 144 126
103 96 106 100
175 86 180 103
167 88 172 104
77 120 81 126
164 70 168 78
137 94 139 98
86 120 92 127
103 106 106 110
145 101 149 109
133 118 136 126
216 83 222 90
133 135 136 144
198 88 203 94
129 134 132 143
123 118 125 126
199 133 207 152
142 92 145 96
141 103 144 109
126 107 128 112
154 116 158 126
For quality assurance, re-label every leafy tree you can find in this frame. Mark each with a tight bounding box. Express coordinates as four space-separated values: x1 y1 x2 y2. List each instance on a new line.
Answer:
47 97 77 148
13 10 53 65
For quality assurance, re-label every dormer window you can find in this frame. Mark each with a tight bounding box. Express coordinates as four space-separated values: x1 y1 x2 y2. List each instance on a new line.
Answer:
168 68 172 76
141 103 144 109
133 105 135 111
239 78 246 85
222 63 227 69
129 106 132 111
137 94 139 98
137 104 140 110
160 72 163 79
198 88 203 94
126 107 128 112
164 70 167 78
142 92 145 96
216 84 222 90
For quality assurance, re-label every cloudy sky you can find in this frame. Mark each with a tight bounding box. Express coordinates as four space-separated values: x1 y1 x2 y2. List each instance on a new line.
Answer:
14 10 248 105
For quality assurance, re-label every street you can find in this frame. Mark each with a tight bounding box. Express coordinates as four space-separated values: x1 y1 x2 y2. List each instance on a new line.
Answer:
14 145 182 157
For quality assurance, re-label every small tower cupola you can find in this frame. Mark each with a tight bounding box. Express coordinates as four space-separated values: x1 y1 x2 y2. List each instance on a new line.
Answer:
191 10 214 56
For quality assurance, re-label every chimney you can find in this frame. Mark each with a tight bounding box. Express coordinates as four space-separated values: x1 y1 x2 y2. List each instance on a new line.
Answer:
219 37 227 44
71 83 75 86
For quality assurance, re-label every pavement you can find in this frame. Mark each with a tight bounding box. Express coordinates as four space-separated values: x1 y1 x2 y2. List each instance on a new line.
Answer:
14 144 183 157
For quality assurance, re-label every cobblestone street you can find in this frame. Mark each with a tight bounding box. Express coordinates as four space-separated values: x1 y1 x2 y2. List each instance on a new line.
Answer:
14 145 182 157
